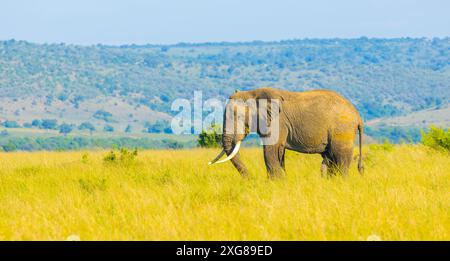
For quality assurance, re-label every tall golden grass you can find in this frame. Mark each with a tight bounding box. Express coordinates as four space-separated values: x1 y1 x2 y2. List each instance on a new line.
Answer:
0 145 448 240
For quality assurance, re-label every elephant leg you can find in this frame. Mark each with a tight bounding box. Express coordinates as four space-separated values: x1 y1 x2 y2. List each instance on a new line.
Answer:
331 145 353 177
321 151 337 178
321 159 327 178
263 144 286 179
280 147 286 171
321 153 331 178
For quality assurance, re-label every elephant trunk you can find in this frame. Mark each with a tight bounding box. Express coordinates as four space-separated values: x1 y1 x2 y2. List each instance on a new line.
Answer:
222 134 249 177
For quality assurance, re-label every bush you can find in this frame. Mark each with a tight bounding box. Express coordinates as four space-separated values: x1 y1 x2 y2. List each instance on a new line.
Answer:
81 153 90 163
31 119 42 128
103 151 117 162
197 124 222 148
3 121 20 128
2 141 17 152
79 122 96 133
119 148 138 163
145 120 172 134
104 125 114 132
94 110 113 122
41 119 58 130
421 126 450 151
59 123 74 135
103 148 138 164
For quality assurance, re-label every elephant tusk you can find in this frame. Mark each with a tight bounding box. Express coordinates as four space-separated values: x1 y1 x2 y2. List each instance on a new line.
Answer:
210 141 242 165
208 150 226 165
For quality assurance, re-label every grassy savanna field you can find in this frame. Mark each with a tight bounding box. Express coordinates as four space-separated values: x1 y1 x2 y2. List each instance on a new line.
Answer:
0 145 448 240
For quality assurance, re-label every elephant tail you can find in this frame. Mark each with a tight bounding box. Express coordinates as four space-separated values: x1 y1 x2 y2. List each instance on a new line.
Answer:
357 123 364 174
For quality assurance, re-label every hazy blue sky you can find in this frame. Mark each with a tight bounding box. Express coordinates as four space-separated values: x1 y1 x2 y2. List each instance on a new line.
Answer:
1 0 449 45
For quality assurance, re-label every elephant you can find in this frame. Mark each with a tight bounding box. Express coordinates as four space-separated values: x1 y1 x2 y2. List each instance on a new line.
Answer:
209 87 364 178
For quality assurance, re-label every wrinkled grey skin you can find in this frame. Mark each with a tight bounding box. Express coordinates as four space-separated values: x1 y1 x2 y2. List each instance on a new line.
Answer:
221 87 364 178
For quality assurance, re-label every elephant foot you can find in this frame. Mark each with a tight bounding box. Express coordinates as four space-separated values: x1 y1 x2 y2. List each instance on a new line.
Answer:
321 163 328 178
267 170 286 180
240 172 250 179
236 168 249 178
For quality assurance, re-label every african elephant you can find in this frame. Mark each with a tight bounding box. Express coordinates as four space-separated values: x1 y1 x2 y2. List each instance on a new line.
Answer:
209 87 364 178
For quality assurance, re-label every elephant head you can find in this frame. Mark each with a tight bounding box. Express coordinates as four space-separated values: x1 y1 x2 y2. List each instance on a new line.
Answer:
209 89 284 177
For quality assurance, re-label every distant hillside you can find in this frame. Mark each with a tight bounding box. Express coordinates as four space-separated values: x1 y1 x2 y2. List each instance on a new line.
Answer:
0 38 449 133
367 105 450 128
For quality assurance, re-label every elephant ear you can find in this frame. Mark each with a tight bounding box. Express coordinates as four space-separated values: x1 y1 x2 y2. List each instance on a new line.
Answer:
256 89 285 137
256 90 284 123
256 98 281 137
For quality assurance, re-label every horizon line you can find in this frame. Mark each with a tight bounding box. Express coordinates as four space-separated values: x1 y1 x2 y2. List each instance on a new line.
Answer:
1 36 449 48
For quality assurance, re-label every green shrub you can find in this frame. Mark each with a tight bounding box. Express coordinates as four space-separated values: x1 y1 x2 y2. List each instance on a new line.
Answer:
197 124 222 148
119 148 138 163
41 119 58 130
104 125 114 132
3 121 20 128
81 153 90 163
59 123 74 135
103 150 117 162
421 126 450 151
79 122 96 133
103 148 138 164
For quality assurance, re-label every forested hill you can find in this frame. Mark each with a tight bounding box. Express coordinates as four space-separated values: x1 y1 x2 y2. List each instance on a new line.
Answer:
0 38 449 131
